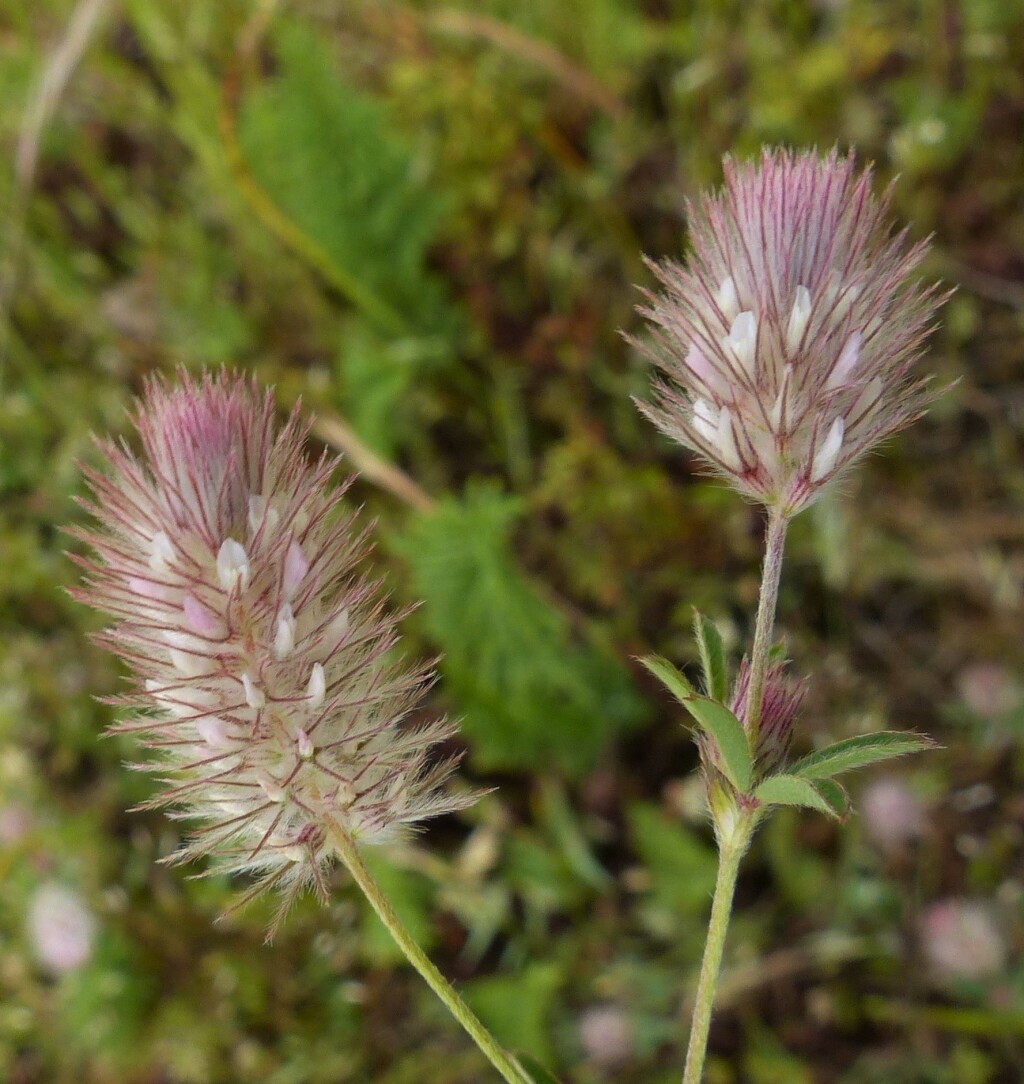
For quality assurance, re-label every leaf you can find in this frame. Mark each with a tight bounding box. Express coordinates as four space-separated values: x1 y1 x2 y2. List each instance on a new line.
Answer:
639 656 752 793
692 610 728 702
518 1056 564 1084
754 775 839 818
463 963 562 1066
627 802 718 915
638 653 695 704
239 22 452 332
814 779 850 820
391 485 649 776
789 732 935 781
684 697 754 794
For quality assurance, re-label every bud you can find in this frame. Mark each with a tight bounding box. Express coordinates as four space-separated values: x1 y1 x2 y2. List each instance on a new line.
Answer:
70 371 474 933
632 147 945 517
729 657 805 776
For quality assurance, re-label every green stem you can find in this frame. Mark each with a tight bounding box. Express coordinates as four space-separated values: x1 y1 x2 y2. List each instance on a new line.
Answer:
744 512 789 747
327 823 531 1084
682 812 756 1084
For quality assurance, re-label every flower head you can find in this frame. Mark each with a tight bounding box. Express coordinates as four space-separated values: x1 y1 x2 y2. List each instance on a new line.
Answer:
71 371 472 933
633 147 945 516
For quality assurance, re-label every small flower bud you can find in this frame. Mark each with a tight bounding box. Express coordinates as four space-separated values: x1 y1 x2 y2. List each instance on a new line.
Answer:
729 657 805 776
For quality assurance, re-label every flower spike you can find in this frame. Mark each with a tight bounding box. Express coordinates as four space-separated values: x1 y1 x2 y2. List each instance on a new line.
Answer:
632 147 947 517
70 370 474 934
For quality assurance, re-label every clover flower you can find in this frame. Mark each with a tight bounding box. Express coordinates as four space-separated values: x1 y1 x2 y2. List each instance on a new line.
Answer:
634 147 945 516
71 372 472 932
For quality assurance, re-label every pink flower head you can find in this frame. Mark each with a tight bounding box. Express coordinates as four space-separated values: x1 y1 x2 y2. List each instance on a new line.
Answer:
71 371 472 934
633 147 945 516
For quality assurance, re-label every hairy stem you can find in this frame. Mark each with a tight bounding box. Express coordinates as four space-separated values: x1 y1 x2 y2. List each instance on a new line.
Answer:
744 512 789 747
328 823 531 1084
682 812 757 1084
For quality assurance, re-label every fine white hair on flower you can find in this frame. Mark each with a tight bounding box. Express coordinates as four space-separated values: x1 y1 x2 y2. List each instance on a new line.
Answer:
630 146 947 517
70 370 474 937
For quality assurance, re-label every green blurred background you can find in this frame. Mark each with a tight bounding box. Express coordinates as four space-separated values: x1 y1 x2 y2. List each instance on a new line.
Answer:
1 0 1023 1080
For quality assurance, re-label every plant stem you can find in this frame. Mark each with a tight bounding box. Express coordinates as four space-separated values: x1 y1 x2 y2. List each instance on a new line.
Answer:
682 812 756 1084
327 823 531 1084
744 511 789 747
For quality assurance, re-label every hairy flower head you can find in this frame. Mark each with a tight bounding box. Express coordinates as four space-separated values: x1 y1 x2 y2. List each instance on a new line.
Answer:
71 371 472 933
634 147 945 516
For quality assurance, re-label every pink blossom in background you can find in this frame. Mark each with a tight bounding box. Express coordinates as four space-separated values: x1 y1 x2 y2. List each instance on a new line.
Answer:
28 883 95 974
921 898 1007 982
860 776 925 850
633 147 945 517
579 1005 633 1068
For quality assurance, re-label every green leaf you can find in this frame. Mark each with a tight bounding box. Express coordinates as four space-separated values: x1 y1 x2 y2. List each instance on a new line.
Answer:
239 22 452 333
684 698 752 794
627 802 718 915
789 732 935 781
463 963 561 1066
638 653 695 703
692 610 728 702
754 775 839 818
518 1056 564 1084
391 485 649 777
639 656 752 792
814 779 850 820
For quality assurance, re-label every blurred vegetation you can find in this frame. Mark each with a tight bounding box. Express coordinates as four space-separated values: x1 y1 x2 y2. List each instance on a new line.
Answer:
1 0 1023 1081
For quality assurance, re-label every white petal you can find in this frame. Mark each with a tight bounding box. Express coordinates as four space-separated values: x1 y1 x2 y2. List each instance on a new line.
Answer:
725 311 758 373
248 494 280 536
169 648 207 677
217 539 250 592
329 608 350 642
274 603 296 659
283 540 309 599
183 594 218 634
296 729 314 759
241 672 265 710
307 662 326 709
715 406 742 471
811 417 845 482
257 773 286 803
685 342 716 386
692 397 719 443
149 531 174 573
716 275 740 321
770 365 793 432
785 285 811 354
827 331 861 389
196 717 232 749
